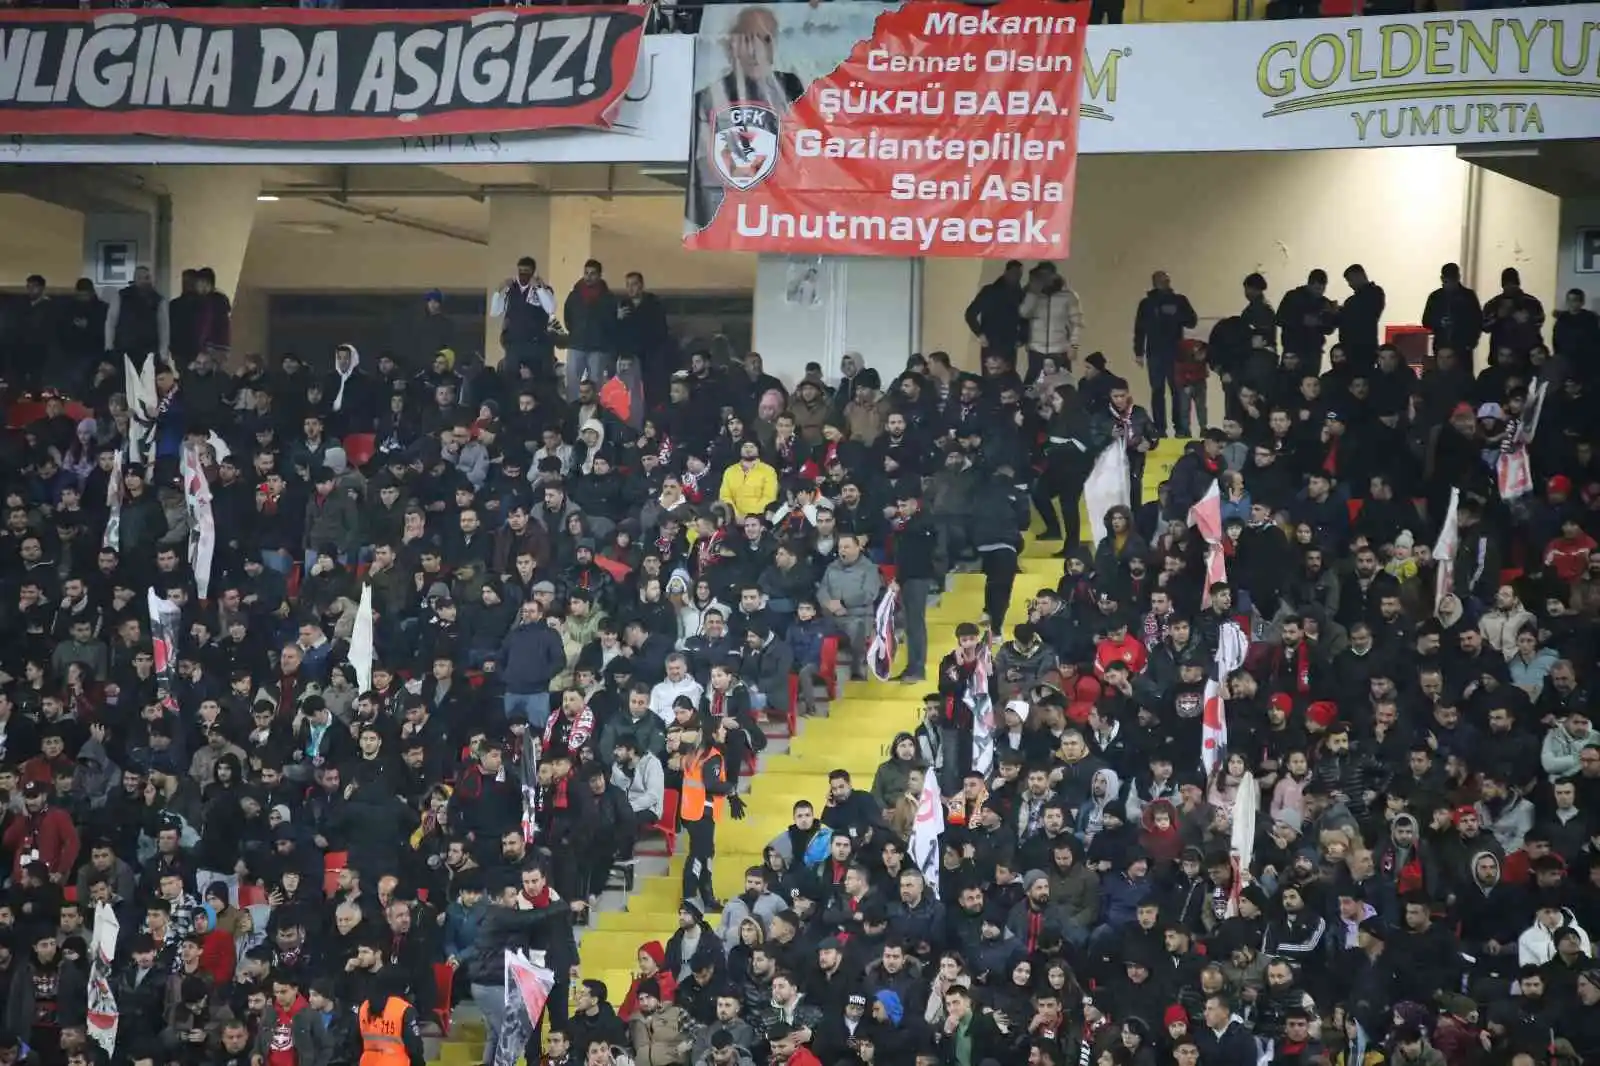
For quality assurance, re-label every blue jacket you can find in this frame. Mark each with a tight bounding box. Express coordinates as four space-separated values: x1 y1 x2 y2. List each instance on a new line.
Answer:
444 898 488 965
787 618 827 665
496 621 565 694
1099 871 1152 927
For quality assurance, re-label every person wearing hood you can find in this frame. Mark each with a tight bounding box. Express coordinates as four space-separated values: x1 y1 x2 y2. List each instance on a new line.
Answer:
1132 270 1198 437
1074 768 1124 848
1456 851 1525 985
322 344 372 437
870 734 922 813
563 258 621 402
1519 902 1594 967
716 867 786 951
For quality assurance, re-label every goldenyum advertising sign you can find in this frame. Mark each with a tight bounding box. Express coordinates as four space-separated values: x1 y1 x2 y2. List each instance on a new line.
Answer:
684 0 1090 260
0 7 645 141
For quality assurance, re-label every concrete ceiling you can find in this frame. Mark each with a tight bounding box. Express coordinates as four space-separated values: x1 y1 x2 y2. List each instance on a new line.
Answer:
1460 141 1600 198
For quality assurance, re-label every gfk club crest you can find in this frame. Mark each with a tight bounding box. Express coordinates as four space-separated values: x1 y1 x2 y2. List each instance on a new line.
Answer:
711 102 779 191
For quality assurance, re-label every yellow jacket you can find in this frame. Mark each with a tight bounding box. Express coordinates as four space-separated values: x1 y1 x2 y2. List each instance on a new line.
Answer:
719 460 778 519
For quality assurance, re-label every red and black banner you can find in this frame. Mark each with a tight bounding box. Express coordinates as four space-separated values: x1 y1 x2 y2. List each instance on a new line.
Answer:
0 6 645 142
685 0 1089 259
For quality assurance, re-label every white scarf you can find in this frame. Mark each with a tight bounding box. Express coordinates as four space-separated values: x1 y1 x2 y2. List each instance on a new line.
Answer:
332 344 361 412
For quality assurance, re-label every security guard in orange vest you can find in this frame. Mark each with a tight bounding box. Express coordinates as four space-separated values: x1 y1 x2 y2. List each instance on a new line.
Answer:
358 974 427 1066
677 720 743 909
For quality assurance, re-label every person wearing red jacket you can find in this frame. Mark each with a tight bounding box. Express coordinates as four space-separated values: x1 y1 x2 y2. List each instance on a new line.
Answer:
1544 515 1596 583
2 781 79 884
1094 616 1148 678
195 905 237 985
765 1022 824 1066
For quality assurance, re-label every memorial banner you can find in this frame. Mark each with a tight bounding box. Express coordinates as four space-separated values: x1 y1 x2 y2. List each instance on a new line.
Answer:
684 0 1089 258
0 7 646 141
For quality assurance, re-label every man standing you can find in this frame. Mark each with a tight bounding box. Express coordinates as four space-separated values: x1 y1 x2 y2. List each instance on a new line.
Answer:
1422 262 1484 363
1020 263 1083 381
105 264 169 360
1277 269 1338 374
1132 270 1198 439
1339 263 1386 369
1089 378 1157 507
965 260 1026 364
615 271 674 407
892 491 939 685
492 256 556 385
562 259 620 402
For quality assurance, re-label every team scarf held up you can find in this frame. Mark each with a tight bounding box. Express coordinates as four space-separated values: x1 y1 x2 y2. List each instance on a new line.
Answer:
867 584 899 682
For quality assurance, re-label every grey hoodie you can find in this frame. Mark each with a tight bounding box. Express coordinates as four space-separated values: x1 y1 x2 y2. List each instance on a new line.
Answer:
817 554 882 617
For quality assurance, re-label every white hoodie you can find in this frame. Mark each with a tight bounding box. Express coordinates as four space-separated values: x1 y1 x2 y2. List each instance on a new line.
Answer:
1517 907 1593 966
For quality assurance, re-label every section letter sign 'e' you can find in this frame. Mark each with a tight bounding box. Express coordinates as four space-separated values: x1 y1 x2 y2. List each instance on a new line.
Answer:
684 0 1091 259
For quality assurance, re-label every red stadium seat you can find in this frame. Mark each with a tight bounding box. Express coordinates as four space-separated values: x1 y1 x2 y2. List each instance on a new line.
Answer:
819 636 841 698
878 564 897 586
654 788 680 856
7 401 45 428
343 433 377 469
323 851 348 896
432 963 455 1034
1347 499 1363 522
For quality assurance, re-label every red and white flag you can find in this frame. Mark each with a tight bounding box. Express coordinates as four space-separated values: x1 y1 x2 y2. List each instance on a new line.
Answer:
1201 619 1249 776
1497 380 1546 500
496 950 555 1066
1187 482 1229 608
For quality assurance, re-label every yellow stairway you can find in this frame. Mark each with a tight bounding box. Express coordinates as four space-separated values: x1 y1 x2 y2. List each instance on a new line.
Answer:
429 439 1189 1062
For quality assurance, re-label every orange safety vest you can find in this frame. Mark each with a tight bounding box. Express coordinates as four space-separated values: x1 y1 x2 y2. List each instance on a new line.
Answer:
359 997 411 1066
679 747 726 823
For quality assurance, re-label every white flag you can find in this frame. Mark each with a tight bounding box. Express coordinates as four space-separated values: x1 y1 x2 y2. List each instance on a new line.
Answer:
867 583 899 682
967 643 996 776
86 902 121 1054
180 441 215 599
124 354 159 464
350 584 376 693
103 448 124 551
1227 771 1258 918
909 768 945 898
1433 488 1461 614
1083 443 1131 546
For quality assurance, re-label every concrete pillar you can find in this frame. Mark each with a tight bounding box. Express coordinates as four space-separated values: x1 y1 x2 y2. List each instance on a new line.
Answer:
751 256 917 387
161 165 261 301
483 194 597 365
1557 196 1600 307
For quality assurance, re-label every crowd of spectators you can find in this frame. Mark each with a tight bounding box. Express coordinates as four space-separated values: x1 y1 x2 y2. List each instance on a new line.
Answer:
0 243 1596 1066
